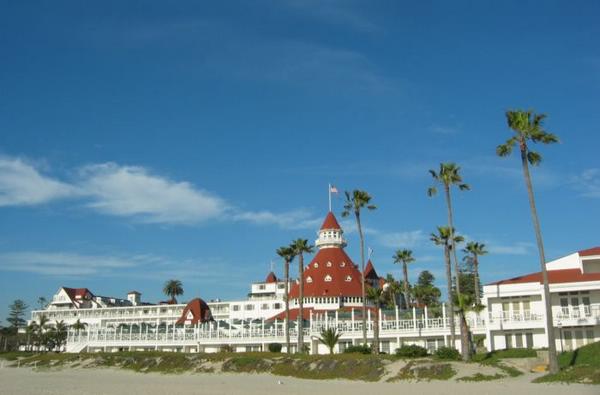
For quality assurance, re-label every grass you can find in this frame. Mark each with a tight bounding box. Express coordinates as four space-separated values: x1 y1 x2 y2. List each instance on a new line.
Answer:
388 361 456 382
534 341 600 384
457 373 505 382
471 348 537 364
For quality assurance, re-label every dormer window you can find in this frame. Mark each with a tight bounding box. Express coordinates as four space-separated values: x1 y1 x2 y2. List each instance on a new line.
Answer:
324 275 332 282
326 261 332 267
345 275 352 282
306 276 313 283
314 262 319 268
340 261 346 267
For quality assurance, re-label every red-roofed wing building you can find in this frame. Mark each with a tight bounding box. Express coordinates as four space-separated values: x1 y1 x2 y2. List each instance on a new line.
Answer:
176 298 213 325
482 247 600 352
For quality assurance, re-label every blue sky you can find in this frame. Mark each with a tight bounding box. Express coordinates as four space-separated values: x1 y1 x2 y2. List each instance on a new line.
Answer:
1 1 599 322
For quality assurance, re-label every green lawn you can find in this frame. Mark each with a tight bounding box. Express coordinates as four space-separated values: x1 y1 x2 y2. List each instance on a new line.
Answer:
534 341 600 384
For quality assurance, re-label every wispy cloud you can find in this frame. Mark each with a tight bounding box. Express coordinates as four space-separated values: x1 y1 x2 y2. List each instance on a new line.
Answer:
486 241 535 256
430 124 460 135
375 230 427 249
284 0 379 32
571 168 600 198
0 156 321 229
0 157 78 206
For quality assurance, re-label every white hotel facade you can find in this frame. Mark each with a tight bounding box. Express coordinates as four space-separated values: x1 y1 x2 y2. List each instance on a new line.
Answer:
28 212 600 355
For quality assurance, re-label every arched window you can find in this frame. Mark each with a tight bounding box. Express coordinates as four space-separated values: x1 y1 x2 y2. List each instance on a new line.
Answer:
306 276 313 283
324 275 332 282
345 275 352 282
314 262 319 268
340 261 346 267
326 261 332 267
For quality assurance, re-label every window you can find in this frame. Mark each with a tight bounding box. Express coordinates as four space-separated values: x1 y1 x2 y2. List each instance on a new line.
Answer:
324 275 332 282
245 305 254 311
278 284 285 289
515 333 523 348
326 261 332 267
314 262 319 268
261 304 269 310
258 284 265 290
560 298 569 316
340 261 346 267
505 334 513 349
526 333 533 348
233 305 240 311
273 303 281 309
583 297 591 316
345 275 352 282
306 276 313 283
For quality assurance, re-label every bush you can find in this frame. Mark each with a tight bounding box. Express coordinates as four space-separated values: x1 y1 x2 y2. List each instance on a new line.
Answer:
344 345 372 354
395 344 428 358
434 346 460 360
220 344 234 353
268 343 282 353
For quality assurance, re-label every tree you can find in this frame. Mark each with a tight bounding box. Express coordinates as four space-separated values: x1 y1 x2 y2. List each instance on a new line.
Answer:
462 242 488 303
366 287 387 354
36 315 49 351
342 189 376 345
163 280 184 303
291 238 314 353
318 328 342 355
457 272 481 302
393 249 415 309
454 293 484 361
71 319 87 335
384 273 402 308
25 322 38 351
37 297 48 310
52 320 68 351
276 245 295 354
431 226 464 349
7 299 28 329
497 109 559 373
428 163 470 295
412 271 441 307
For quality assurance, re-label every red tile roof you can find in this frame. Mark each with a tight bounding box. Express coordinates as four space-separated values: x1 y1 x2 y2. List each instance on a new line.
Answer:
265 272 278 283
268 306 380 321
62 287 93 302
488 268 600 286
579 246 600 257
320 212 342 230
176 298 213 325
288 247 363 298
364 260 379 280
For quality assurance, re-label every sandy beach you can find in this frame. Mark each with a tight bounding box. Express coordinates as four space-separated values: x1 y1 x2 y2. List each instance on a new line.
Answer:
0 367 595 395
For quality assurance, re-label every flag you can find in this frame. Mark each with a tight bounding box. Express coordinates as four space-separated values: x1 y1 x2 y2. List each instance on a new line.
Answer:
330 185 338 194
368 247 374 258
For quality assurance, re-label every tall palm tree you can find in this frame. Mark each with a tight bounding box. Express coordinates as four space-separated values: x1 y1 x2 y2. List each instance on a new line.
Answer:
291 238 314 353
428 163 470 295
36 315 49 351
366 287 386 354
318 328 343 355
37 297 48 310
276 245 295 354
431 226 464 349
393 249 415 309
54 320 68 351
462 242 488 303
497 109 559 373
163 279 184 304
71 319 87 335
342 189 376 345
25 322 38 351
384 273 402 308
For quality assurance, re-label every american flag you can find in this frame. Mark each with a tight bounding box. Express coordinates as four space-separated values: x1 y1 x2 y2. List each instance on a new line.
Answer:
330 185 338 194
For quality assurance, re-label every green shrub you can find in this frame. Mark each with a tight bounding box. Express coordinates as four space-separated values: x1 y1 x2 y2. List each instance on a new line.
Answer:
395 344 428 358
268 343 282 353
434 346 460 360
344 345 372 354
220 344 234 353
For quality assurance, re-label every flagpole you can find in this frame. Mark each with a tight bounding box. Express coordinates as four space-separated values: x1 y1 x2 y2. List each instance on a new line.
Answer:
328 183 332 212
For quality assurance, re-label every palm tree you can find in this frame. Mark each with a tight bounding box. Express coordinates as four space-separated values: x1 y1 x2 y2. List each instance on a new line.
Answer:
428 163 469 295
25 322 38 351
291 238 314 353
454 293 484 361
163 279 184 304
54 320 68 352
366 287 387 354
342 189 376 345
71 319 87 336
384 273 402 308
497 109 559 373
393 249 415 309
431 226 464 349
36 315 49 351
318 328 343 355
276 245 295 354
463 242 488 303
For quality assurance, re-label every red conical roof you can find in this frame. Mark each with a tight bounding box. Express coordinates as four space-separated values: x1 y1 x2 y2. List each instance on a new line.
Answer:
320 212 342 230
265 272 278 283
364 260 379 280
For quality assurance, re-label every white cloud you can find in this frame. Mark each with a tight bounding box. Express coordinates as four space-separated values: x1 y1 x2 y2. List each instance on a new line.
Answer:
572 168 600 198
0 157 77 206
232 209 321 230
487 241 535 256
78 163 227 225
375 230 426 249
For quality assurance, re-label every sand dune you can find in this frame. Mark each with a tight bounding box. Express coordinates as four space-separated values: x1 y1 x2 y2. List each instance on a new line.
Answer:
0 367 595 395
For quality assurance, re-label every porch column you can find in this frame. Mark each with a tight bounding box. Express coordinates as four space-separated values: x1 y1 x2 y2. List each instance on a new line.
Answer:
424 305 428 329
395 305 399 330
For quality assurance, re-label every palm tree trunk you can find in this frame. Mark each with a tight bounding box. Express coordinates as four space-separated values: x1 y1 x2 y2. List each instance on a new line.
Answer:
356 212 367 346
444 245 456 347
459 312 471 361
372 304 380 354
473 256 480 303
284 260 290 354
403 262 410 309
297 253 304 352
444 185 461 296
520 145 559 373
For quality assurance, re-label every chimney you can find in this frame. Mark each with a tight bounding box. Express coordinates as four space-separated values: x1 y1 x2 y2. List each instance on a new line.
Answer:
127 291 141 306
